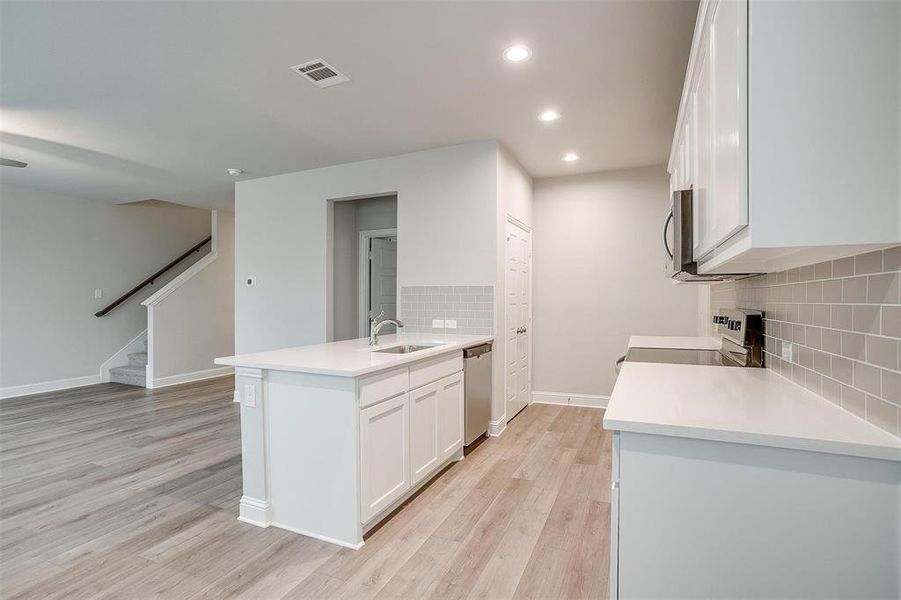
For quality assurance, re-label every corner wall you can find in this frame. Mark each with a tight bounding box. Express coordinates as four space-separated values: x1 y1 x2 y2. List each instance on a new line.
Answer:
0 184 210 394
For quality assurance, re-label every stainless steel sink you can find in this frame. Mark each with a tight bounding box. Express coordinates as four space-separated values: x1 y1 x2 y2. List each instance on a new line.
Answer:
373 344 440 354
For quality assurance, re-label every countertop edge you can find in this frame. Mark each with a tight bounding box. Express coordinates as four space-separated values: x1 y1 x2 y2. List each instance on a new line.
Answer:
214 335 493 378
602 416 901 463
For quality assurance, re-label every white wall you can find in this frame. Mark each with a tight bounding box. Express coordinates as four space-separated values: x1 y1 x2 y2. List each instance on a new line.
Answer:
146 210 235 385
0 183 210 390
494 146 533 426
235 141 497 354
531 166 699 398
332 196 397 341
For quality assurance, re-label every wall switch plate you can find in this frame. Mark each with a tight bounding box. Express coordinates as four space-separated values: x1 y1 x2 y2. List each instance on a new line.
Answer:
444 319 457 329
246 277 256 287
432 319 445 329
781 343 793 363
94 288 103 299
233 390 241 403
243 383 256 408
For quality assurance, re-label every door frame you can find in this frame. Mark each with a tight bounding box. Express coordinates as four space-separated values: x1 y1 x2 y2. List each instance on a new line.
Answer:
358 228 398 337
504 214 532 419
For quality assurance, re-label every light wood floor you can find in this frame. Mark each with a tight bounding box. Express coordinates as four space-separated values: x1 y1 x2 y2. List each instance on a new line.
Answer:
0 376 612 600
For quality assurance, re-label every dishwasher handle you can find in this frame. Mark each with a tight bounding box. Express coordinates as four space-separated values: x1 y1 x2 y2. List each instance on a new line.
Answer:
464 343 492 359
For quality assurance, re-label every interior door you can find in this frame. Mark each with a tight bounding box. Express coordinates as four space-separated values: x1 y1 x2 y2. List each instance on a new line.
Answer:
505 219 531 420
369 237 397 333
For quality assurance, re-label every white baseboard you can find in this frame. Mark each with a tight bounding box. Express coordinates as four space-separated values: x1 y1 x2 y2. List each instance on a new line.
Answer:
148 366 233 389
532 391 609 409
238 496 272 527
0 374 103 400
270 521 365 550
488 416 507 437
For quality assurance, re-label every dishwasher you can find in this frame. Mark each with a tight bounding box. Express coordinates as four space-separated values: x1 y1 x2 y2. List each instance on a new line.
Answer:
463 343 492 445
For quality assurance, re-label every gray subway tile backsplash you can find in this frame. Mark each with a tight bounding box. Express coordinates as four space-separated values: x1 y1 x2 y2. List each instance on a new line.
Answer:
711 245 901 437
399 285 493 336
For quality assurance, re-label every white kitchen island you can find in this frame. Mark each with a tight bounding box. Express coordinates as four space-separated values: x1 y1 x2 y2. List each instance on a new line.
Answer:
215 333 492 549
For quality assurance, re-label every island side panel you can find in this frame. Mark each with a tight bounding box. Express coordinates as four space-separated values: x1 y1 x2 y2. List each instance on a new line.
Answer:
236 367 271 526
617 432 901 599
265 370 362 548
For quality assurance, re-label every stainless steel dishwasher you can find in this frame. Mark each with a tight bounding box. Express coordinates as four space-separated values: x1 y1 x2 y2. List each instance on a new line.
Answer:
463 343 492 445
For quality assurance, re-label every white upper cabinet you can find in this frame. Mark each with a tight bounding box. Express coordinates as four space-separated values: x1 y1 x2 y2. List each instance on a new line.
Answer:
668 0 900 274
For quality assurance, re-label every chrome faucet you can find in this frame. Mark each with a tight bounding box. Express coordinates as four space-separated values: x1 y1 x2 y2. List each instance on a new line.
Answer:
369 311 404 346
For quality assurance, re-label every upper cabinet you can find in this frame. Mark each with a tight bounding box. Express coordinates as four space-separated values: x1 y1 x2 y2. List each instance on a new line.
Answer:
668 0 900 275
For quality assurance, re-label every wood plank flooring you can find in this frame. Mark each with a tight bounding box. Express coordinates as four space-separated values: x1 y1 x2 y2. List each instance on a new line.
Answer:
0 376 612 599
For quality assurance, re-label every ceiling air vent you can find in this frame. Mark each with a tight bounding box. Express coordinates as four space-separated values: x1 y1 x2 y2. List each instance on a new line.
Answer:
290 59 350 88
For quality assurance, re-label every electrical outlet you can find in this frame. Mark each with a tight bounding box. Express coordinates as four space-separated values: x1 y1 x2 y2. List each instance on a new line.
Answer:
233 390 241 403
243 383 256 408
432 319 445 329
94 288 103 299
781 343 793 363
246 277 256 287
444 319 457 329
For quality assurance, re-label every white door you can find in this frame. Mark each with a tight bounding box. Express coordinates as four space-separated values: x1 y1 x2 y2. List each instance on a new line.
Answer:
359 393 410 523
409 382 439 486
505 219 531 420
436 372 463 462
369 237 397 332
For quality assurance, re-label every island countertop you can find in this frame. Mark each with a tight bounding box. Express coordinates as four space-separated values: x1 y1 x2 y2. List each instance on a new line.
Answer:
215 333 494 378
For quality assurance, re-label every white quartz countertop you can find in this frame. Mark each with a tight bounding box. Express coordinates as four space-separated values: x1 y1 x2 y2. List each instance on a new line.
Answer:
215 333 493 378
604 362 901 462
628 335 721 350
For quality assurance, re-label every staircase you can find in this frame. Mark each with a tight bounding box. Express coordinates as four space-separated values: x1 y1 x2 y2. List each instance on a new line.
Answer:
110 339 148 387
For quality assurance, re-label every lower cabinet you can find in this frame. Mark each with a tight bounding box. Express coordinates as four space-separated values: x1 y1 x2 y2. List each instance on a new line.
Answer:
359 393 410 523
360 369 464 523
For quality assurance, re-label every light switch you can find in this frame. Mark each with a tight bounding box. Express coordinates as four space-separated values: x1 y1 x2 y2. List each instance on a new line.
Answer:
233 390 241 403
432 319 445 329
94 288 103 299
444 319 457 329
243 383 256 408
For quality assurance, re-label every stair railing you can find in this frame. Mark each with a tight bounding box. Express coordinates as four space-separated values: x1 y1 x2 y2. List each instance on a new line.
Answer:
94 236 212 317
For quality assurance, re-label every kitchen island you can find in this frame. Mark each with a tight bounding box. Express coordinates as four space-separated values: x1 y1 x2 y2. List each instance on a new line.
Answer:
215 333 492 549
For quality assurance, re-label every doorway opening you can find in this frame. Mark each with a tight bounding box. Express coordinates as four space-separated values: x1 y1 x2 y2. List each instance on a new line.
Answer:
329 195 398 342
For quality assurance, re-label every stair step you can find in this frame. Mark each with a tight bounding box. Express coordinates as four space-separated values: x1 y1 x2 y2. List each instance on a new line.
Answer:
110 365 146 387
127 352 148 367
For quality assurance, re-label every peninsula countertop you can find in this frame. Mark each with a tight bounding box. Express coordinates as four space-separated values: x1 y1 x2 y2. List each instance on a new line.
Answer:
604 361 901 462
215 333 494 378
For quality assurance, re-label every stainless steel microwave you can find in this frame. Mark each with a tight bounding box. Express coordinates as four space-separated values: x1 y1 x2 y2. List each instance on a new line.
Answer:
664 189 756 282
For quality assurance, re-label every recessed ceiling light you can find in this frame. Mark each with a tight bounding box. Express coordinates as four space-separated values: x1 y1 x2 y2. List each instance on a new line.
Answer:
539 110 560 122
503 45 531 63
227 168 245 177
562 152 580 162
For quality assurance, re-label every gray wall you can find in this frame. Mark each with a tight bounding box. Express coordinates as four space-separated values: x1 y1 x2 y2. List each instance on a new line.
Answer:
235 141 497 354
531 166 700 398
710 246 901 437
332 196 397 341
0 183 210 388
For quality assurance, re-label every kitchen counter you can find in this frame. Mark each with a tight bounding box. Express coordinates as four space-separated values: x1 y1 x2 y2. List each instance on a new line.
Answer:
627 335 721 350
215 332 493 377
604 361 901 462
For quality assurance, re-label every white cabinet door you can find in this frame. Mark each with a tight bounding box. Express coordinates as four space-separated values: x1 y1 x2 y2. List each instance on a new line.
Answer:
436 372 464 463
692 28 714 260
708 0 748 249
360 393 410 523
409 381 439 486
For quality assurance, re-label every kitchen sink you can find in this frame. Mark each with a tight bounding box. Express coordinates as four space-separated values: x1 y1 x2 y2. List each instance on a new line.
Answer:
373 344 440 354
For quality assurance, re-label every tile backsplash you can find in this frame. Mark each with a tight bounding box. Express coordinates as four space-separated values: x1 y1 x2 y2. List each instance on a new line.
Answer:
711 246 901 437
400 286 494 335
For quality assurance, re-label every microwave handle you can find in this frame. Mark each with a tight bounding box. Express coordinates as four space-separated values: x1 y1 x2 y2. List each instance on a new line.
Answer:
663 208 674 260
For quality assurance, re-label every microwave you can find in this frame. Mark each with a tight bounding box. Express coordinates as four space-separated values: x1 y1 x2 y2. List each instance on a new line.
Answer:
665 189 756 282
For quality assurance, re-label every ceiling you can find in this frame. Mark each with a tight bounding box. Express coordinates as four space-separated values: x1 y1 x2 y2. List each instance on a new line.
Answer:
0 1 697 209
